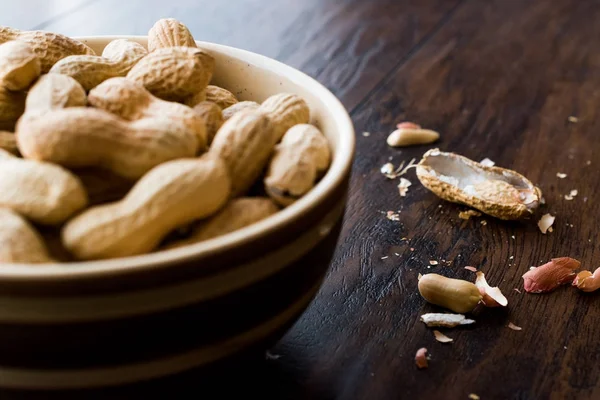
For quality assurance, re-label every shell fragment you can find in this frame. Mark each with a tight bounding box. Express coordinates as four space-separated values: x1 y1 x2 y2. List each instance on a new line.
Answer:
416 149 542 220
420 313 475 328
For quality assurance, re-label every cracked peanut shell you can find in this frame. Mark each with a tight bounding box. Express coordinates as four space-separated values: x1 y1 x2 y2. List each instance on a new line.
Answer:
416 148 542 220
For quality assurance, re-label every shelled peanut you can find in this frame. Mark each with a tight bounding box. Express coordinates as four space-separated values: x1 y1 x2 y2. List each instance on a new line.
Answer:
0 18 332 264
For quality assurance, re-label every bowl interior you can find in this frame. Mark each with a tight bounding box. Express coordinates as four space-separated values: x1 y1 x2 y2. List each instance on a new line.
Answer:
1 36 355 278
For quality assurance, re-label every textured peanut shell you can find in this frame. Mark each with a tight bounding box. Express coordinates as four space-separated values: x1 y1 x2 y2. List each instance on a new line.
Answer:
210 110 277 197
165 197 279 249
62 154 231 260
0 88 25 130
222 101 260 122
183 88 207 107
148 18 197 52
416 149 542 220
24 74 87 114
0 26 96 73
16 108 199 179
265 124 330 206
0 41 41 91
88 77 207 151
0 131 17 155
205 85 238 109
0 208 54 263
0 149 88 225
192 101 223 145
127 47 214 102
418 273 482 313
49 39 148 91
259 93 310 141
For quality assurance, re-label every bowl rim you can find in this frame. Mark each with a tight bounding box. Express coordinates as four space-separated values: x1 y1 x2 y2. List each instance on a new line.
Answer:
0 36 355 280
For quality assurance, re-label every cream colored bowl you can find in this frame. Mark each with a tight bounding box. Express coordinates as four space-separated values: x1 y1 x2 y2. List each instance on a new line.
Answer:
0 36 355 390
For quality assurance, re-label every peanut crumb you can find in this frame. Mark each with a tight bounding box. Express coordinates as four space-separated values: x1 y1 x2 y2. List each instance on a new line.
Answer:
480 220 487 226
480 158 495 167
567 116 579 123
433 330 453 343
458 209 482 220
556 172 567 179
564 190 578 200
265 351 282 360
538 213 555 234
469 394 481 400
507 322 522 331
386 211 401 221
362 131 371 137
398 178 412 197
429 260 439 266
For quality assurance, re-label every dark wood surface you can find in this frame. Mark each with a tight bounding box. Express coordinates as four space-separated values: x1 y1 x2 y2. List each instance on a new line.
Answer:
3 1 600 399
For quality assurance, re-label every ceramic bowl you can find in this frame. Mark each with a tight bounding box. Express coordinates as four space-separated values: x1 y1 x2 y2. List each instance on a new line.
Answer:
0 36 354 390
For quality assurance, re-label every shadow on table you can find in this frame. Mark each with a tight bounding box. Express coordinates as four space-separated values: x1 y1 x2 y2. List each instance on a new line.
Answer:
0 350 321 400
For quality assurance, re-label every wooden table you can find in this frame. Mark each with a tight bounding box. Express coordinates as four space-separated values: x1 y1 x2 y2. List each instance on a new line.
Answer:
4 1 600 399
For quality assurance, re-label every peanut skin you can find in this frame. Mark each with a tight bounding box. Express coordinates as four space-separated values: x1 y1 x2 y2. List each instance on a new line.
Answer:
210 110 278 197
16 107 199 180
127 47 214 103
0 149 88 225
148 18 197 52
259 93 310 141
0 26 96 73
62 154 231 260
0 208 54 264
49 39 148 91
88 77 207 151
265 124 330 206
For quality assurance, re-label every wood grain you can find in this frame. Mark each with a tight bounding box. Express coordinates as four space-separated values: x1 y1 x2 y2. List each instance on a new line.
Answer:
1 0 599 398
277 0 600 399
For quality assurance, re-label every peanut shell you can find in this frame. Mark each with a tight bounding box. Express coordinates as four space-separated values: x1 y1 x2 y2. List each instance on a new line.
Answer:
205 85 238 109
127 47 214 102
416 148 541 220
62 154 231 260
222 101 259 122
0 208 54 263
148 18 197 52
0 26 96 73
0 149 88 225
49 39 148 91
0 40 41 91
265 124 330 206
259 93 310 141
210 110 277 197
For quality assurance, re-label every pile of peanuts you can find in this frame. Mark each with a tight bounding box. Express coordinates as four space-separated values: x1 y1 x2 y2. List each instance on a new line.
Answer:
0 19 331 263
